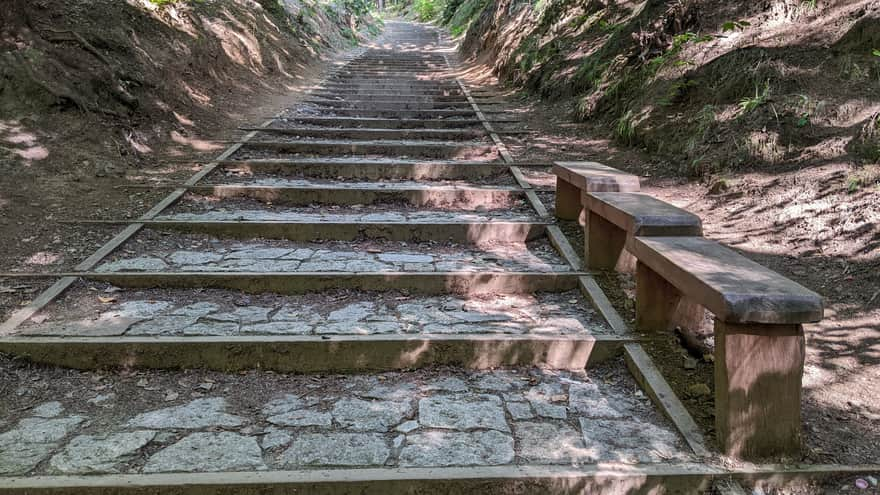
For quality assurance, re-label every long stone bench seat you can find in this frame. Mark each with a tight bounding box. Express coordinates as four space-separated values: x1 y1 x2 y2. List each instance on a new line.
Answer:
583 193 702 271
627 235 823 459
552 161 640 221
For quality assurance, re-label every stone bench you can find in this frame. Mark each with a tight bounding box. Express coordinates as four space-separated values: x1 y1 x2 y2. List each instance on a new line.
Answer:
552 162 640 221
582 192 702 271
628 236 823 459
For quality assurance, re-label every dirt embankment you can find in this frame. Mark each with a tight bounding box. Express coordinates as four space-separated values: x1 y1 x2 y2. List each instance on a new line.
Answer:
0 0 378 303
447 0 880 466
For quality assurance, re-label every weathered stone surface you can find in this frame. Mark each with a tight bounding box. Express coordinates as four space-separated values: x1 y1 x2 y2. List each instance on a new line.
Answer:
515 422 592 464
127 398 245 429
183 322 239 336
569 383 635 419
472 373 523 391
227 247 292 260
97 257 167 272
422 377 468 393
267 409 332 427
0 416 85 475
328 302 374 321
531 401 568 419
396 420 420 433
49 431 156 474
31 402 64 418
578 418 683 463
260 428 293 450
207 306 271 324
113 301 172 319
506 402 534 420
126 316 199 336
378 253 434 264
281 433 389 467
400 431 514 467
359 383 417 401
169 251 223 265
332 398 413 431
240 321 313 335
144 432 266 473
169 302 220 317
418 394 509 432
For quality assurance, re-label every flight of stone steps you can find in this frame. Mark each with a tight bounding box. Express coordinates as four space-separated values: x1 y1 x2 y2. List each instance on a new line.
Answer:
0 20 711 493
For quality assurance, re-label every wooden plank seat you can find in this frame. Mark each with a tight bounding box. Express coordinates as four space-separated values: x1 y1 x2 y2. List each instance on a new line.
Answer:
628 236 824 459
552 161 640 221
582 193 702 271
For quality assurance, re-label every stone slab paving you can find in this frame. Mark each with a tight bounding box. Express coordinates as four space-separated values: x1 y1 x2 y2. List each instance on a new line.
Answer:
94 236 572 274
155 209 540 223
17 288 611 337
0 367 690 476
199 178 517 190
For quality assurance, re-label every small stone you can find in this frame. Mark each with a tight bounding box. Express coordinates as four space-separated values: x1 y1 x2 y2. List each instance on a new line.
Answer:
396 420 420 433
144 432 266 473
472 373 520 392
393 434 405 449
686 383 711 397
418 394 509 432
400 430 514 467
127 398 244 429
49 431 156 474
87 393 115 406
281 433 388 467
31 401 64 418
531 401 567 420
683 356 698 370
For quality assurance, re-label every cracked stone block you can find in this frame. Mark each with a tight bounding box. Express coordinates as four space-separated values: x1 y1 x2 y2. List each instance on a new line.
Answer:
206 307 272 324
127 398 244 429
515 422 594 464
144 432 266 473
359 383 417 401
49 431 156 474
227 248 292 259
281 433 389 467
96 257 168 273
579 418 683 463
168 251 223 265
327 302 374 322
0 416 86 475
183 322 239 336
418 394 509 432
112 300 173 319
260 428 293 450
569 383 636 419
240 321 313 335
169 303 220 318
506 402 534 420
400 430 514 467
377 253 434 263
422 377 468 393
31 402 64 418
126 316 199 336
333 398 413 431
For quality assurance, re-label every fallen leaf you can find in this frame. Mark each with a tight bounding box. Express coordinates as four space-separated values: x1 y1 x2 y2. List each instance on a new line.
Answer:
98 296 117 304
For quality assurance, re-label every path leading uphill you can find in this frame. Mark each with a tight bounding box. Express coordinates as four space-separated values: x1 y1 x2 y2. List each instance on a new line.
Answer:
0 20 759 493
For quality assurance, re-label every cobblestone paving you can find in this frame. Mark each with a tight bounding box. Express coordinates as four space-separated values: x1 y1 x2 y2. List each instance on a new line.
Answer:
95 240 572 273
18 291 610 337
0 368 690 476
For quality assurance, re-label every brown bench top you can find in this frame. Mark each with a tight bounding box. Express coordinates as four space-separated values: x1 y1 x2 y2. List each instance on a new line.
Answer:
552 161 640 192
629 236 823 324
583 193 702 236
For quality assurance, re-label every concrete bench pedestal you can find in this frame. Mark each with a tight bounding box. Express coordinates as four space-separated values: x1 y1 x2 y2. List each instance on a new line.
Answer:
629 236 823 459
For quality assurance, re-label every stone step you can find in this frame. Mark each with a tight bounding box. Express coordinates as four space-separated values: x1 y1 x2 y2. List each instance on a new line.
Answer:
247 128 488 140
304 99 474 110
284 108 480 119
272 116 497 129
179 182 523 208
217 159 520 180
0 364 692 488
307 92 470 102
4 286 627 371
311 86 465 96
91 232 573 275
240 139 496 160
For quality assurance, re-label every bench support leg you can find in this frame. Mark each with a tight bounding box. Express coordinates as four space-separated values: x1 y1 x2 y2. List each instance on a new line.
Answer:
715 321 804 459
586 211 635 271
555 177 582 221
635 261 705 332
